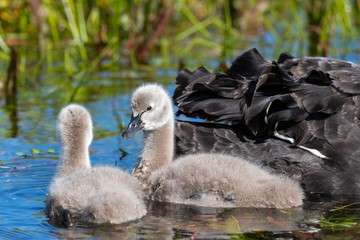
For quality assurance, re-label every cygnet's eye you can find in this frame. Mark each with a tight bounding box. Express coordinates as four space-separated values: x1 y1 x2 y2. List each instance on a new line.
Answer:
146 106 152 111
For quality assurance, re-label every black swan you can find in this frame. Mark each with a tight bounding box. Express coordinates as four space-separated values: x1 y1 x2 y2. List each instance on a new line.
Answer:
173 48 360 196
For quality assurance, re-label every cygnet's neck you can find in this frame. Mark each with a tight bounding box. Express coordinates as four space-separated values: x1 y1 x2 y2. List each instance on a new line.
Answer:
56 140 91 178
134 113 174 183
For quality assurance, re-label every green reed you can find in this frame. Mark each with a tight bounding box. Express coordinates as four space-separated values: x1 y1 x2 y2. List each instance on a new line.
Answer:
0 0 359 80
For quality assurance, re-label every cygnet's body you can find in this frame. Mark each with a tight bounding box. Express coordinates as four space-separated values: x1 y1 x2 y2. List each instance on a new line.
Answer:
45 104 146 225
122 84 304 208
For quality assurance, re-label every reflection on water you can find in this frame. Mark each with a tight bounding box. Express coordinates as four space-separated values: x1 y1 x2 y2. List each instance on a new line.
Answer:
44 196 360 239
50 201 305 239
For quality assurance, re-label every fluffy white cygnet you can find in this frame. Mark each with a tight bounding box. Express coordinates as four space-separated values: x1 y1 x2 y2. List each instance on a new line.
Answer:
45 104 146 225
122 84 304 208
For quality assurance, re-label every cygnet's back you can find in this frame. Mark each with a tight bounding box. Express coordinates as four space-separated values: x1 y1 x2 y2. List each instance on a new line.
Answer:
46 166 146 225
148 153 303 208
46 104 146 225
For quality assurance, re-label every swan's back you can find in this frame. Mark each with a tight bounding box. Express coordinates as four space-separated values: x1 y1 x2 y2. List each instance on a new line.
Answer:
148 153 304 208
173 48 360 157
278 51 360 89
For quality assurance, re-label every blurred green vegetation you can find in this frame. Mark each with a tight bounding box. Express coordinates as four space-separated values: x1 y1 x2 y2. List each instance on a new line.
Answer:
1 0 359 65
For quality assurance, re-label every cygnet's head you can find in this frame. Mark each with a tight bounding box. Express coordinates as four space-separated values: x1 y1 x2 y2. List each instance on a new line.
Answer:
122 84 173 139
57 104 93 147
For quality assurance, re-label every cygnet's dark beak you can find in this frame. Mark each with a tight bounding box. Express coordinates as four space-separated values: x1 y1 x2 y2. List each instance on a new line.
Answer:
122 113 144 139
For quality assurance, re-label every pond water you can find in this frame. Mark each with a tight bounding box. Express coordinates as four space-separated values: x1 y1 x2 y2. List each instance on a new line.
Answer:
1 46 360 239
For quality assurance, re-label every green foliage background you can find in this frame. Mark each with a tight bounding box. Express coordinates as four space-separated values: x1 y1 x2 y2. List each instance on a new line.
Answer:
1 0 359 67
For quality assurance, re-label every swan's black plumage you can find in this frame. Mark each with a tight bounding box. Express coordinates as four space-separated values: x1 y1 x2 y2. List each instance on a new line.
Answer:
173 48 360 196
174 121 318 180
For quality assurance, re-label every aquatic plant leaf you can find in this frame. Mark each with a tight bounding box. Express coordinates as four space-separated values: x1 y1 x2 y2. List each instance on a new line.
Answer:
31 148 41 154
47 149 56 153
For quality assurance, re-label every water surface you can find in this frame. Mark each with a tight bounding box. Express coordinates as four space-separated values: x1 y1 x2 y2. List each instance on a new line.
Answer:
1 49 360 239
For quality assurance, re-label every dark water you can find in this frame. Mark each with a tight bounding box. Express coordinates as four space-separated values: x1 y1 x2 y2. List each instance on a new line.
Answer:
1 48 360 239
